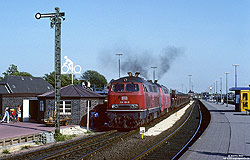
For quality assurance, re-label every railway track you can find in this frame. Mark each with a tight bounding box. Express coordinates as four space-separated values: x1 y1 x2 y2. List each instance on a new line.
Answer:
130 100 210 160
41 131 126 160
2 130 129 160
2 101 207 160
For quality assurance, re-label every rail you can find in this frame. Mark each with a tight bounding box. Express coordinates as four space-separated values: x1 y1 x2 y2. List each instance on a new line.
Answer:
131 102 196 160
171 104 202 159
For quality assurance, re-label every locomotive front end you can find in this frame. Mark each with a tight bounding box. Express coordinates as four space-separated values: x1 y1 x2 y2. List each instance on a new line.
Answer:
107 76 146 129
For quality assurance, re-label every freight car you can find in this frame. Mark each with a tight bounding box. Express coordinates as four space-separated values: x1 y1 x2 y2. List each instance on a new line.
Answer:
107 72 189 129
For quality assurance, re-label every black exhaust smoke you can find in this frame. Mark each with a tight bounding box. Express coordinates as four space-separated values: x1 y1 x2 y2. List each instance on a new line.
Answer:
98 46 183 80
121 46 183 80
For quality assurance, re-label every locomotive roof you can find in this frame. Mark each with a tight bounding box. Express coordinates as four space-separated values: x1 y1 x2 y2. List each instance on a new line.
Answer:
111 76 146 83
111 76 169 89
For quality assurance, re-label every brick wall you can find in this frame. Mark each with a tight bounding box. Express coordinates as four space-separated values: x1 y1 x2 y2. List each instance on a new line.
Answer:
44 98 101 125
1 97 34 116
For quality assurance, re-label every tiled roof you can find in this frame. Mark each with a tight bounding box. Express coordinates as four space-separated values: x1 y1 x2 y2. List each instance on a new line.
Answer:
0 76 54 94
39 84 105 98
0 84 9 94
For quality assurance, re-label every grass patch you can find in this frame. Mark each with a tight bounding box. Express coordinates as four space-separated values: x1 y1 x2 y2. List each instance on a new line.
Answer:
35 141 41 145
87 130 93 133
54 133 76 142
21 145 32 150
2 149 10 154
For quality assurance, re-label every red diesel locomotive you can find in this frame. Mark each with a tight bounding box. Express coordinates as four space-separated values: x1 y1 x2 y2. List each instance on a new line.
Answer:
107 72 173 129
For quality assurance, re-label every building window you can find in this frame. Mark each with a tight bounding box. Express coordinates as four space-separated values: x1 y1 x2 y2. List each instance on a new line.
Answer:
40 101 44 111
60 100 72 115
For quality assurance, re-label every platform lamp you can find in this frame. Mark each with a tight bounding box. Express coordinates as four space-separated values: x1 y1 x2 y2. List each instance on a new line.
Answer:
35 7 65 134
216 80 218 103
213 82 215 102
116 53 123 78
220 76 223 104
225 72 230 107
232 64 240 88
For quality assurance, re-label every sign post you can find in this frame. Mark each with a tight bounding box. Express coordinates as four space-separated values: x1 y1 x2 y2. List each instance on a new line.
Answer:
87 101 90 131
140 127 145 140
61 56 82 84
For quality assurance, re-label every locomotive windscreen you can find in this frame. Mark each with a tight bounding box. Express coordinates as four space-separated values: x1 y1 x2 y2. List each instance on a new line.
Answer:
111 84 124 92
126 84 139 92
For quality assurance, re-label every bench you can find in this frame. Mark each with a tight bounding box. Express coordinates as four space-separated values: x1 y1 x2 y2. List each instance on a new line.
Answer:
44 117 72 126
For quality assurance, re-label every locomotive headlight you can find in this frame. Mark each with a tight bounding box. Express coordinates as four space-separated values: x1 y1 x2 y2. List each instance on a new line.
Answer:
131 104 139 109
112 104 118 109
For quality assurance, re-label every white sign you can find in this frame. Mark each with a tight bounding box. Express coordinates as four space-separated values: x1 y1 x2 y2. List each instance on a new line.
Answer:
23 99 29 122
61 56 82 74
140 127 145 134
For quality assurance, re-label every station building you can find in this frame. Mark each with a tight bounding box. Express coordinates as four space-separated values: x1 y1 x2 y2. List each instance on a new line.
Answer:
38 84 106 125
0 76 54 122
0 76 106 125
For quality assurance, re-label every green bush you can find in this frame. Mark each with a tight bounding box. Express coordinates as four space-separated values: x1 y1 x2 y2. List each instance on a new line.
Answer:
35 141 41 145
2 149 10 154
54 133 76 142
21 145 31 150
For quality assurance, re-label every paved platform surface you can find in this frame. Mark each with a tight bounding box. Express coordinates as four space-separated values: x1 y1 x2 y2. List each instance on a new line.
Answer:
0 122 76 140
181 100 250 160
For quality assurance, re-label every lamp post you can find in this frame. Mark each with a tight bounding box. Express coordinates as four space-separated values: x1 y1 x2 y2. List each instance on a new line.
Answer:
213 82 215 102
35 7 65 134
192 81 194 92
151 67 157 82
188 75 192 92
116 53 123 78
216 80 218 103
220 76 223 104
232 64 240 88
225 72 230 107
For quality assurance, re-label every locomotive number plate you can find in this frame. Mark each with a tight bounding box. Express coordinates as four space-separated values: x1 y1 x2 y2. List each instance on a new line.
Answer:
121 96 128 100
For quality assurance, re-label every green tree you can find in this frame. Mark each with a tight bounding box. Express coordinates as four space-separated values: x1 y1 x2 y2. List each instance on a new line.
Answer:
3 64 32 77
43 71 79 87
3 64 18 77
81 70 107 88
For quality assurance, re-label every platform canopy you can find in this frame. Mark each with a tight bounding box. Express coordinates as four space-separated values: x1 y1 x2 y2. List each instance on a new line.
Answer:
229 87 250 91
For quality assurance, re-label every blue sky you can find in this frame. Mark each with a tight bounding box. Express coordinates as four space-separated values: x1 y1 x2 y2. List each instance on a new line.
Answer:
1 0 250 93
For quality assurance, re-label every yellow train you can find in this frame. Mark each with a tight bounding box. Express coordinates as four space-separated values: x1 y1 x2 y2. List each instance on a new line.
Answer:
230 87 250 112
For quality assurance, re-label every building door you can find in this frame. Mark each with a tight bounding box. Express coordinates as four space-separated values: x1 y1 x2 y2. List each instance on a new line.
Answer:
23 99 29 122
240 90 249 111
29 100 38 122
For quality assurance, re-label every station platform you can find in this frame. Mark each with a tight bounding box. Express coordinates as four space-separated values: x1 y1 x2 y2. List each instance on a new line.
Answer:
0 122 75 140
181 100 250 160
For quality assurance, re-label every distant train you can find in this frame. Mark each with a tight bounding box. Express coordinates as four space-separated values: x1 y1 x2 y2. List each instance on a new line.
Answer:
107 72 189 129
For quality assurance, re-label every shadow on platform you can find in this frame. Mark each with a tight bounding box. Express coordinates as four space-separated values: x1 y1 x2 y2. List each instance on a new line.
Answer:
209 109 235 113
233 113 250 116
190 150 228 157
191 150 250 158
